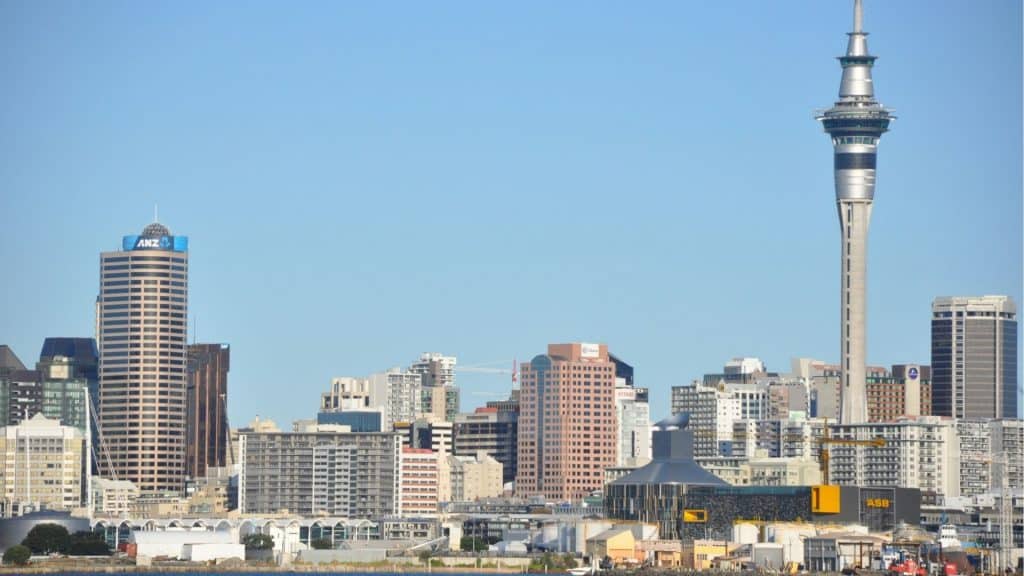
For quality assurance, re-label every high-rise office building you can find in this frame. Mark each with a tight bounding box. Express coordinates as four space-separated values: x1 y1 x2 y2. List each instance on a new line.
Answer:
186 343 229 479
453 407 518 484
931 296 1018 418
516 343 616 501
817 0 895 424
0 368 42 427
97 222 189 493
0 354 92 434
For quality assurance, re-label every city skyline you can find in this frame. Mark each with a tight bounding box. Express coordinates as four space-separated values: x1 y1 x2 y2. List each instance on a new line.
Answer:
1 1 1021 428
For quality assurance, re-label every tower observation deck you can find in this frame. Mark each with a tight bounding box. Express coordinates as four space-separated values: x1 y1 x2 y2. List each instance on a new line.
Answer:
816 0 894 424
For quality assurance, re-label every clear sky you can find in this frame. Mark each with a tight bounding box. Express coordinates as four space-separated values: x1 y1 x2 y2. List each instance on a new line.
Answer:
1 1 1021 427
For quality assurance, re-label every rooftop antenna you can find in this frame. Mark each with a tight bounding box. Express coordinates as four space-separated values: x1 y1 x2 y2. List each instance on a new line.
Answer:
853 0 863 33
154 204 159 223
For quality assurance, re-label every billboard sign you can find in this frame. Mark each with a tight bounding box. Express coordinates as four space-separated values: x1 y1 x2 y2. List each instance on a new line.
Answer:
581 342 600 359
122 235 188 252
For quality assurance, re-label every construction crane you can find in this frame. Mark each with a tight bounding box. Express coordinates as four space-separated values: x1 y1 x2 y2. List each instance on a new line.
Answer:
455 359 518 389
980 453 1014 574
816 419 886 485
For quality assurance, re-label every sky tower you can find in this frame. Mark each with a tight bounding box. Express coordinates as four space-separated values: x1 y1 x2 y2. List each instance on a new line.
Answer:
817 0 894 424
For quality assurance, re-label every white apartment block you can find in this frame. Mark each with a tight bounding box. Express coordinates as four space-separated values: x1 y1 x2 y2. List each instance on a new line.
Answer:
732 417 825 460
990 419 1023 493
615 384 651 467
0 414 85 516
321 376 373 411
829 416 960 501
671 382 766 457
369 369 423 431
957 419 993 497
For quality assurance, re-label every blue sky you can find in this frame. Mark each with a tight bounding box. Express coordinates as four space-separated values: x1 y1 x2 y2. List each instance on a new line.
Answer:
1 1 1021 425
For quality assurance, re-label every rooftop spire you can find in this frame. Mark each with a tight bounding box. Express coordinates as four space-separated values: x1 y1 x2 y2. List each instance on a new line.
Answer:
854 0 863 33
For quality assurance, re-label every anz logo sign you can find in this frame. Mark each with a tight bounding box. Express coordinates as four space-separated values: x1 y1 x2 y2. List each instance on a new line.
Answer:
134 236 172 250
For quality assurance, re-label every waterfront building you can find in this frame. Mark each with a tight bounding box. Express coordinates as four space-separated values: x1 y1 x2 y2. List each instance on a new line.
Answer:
237 419 400 518
606 414 919 540
91 477 139 516
97 222 189 493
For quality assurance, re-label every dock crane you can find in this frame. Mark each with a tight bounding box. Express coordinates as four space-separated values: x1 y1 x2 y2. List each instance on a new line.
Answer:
816 419 886 485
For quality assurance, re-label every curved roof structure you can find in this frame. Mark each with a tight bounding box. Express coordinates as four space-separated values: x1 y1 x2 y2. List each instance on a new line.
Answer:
142 222 171 237
653 413 690 431
610 459 729 486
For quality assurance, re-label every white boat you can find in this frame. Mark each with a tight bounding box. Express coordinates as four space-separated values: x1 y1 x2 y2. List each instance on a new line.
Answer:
937 524 963 553
567 568 594 576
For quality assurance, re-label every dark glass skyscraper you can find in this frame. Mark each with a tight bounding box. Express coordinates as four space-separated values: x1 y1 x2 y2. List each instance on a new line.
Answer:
186 343 230 479
931 296 1018 418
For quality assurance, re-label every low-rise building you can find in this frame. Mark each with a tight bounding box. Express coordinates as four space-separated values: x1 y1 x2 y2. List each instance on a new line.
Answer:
238 419 400 517
448 452 503 502
91 477 139 516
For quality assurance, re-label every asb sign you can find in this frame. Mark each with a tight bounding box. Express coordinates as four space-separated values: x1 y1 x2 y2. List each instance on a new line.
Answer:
122 235 188 252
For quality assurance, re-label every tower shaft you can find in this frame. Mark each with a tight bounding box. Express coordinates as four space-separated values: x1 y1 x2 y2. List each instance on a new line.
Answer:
817 0 893 424
839 200 871 424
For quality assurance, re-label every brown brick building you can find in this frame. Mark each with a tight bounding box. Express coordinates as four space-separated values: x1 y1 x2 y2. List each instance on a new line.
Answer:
516 343 616 501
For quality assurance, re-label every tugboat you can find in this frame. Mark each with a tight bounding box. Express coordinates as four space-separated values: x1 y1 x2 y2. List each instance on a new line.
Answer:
924 525 970 575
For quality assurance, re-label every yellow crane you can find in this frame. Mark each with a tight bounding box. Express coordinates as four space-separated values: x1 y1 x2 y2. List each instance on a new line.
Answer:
816 419 886 485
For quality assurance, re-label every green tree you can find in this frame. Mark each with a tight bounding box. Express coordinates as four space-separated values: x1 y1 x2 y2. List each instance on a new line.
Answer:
67 531 111 556
561 553 577 569
418 549 433 566
242 533 275 550
460 536 488 552
310 538 333 550
2 545 31 566
21 523 70 555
